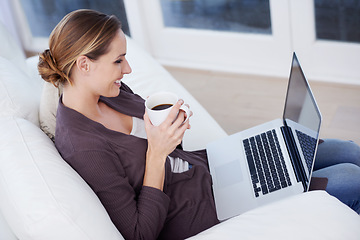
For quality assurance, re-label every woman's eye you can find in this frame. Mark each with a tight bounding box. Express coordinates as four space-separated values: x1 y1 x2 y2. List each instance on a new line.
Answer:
115 59 123 64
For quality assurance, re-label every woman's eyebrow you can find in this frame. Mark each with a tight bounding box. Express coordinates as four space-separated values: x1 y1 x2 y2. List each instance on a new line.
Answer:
115 53 126 59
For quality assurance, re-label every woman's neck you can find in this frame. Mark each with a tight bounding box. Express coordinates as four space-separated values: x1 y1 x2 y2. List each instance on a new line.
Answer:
62 84 103 121
62 83 133 134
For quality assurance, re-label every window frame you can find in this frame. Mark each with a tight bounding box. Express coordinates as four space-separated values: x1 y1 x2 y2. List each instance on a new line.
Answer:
290 0 360 85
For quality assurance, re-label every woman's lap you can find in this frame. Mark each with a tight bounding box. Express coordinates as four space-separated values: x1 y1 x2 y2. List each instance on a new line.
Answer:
312 139 360 214
314 139 360 170
312 163 360 214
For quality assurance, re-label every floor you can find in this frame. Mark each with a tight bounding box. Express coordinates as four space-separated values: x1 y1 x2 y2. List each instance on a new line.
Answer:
165 66 360 146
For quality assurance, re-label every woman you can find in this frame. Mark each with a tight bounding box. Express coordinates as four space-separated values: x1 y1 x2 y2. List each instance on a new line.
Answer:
38 9 360 240
38 9 218 240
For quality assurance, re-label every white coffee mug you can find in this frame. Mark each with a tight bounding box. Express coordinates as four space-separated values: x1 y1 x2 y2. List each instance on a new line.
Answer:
145 91 190 126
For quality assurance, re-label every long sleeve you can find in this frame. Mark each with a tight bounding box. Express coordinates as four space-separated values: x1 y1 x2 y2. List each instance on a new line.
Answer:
67 150 170 240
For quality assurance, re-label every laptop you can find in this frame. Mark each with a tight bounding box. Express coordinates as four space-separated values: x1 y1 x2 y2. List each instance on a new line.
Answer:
206 52 322 221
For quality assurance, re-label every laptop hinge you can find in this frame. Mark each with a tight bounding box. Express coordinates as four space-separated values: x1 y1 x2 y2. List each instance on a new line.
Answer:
280 125 308 191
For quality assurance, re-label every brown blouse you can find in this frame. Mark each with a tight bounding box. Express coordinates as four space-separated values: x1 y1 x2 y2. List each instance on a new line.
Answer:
55 83 219 240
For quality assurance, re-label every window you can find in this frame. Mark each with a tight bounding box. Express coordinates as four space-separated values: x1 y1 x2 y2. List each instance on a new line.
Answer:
12 0 130 52
160 0 271 35
141 0 291 79
315 0 360 43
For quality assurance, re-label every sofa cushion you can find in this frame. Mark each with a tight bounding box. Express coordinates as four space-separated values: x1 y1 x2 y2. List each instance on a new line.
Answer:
39 82 62 141
0 57 42 126
0 117 124 240
0 212 17 240
188 191 360 240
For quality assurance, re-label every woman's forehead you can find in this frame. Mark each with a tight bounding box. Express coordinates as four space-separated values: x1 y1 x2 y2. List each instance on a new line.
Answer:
108 30 127 56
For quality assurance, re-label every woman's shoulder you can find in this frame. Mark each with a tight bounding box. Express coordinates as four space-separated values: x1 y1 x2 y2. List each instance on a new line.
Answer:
55 100 111 155
55 122 109 157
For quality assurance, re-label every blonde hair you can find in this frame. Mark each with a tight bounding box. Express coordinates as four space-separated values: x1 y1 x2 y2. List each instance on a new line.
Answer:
38 9 122 87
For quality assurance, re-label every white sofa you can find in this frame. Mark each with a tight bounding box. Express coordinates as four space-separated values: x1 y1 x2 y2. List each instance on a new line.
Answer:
0 22 359 240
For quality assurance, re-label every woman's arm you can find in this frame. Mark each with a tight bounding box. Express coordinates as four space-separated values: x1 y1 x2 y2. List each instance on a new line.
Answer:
143 99 191 190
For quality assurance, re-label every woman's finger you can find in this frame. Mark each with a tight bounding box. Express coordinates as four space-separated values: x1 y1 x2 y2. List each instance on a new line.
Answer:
162 99 184 126
170 108 187 129
170 110 190 138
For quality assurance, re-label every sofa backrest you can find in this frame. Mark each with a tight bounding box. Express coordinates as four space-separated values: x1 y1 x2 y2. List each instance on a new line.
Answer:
0 57 42 126
0 22 27 73
0 21 43 127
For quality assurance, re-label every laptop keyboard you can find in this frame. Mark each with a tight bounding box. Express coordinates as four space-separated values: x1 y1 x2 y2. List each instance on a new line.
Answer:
296 130 317 174
243 129 292 198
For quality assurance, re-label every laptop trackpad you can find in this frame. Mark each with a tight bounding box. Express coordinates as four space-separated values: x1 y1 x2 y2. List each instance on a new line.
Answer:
215 159 243 188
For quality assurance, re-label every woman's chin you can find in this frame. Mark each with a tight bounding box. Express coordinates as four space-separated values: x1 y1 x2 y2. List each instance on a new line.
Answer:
103 88 120 98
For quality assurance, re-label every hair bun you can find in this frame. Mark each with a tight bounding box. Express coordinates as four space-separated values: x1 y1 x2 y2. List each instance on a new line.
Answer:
38 49 66 87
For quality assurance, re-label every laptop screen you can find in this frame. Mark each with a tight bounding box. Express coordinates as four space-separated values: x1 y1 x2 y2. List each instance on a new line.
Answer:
282 53 322 180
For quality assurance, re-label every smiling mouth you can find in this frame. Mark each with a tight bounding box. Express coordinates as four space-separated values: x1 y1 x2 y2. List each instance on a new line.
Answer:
115 79 121 85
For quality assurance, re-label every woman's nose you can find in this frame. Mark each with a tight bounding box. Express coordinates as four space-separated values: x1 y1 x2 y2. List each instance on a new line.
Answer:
123 59 132 74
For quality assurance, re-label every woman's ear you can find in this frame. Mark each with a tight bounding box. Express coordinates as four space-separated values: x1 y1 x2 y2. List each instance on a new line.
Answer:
75 55 90 74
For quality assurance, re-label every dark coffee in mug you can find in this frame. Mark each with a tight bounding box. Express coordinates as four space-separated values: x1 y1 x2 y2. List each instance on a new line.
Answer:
151 104 173 111
145 91 189 126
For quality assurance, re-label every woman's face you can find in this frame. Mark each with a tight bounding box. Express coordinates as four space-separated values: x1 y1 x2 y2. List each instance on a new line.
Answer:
87 29 132 98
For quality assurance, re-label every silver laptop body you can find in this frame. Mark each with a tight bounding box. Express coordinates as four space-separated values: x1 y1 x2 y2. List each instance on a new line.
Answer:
206 53 322 220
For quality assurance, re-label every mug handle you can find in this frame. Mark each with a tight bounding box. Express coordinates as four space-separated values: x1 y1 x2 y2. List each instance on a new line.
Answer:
179 104 190 124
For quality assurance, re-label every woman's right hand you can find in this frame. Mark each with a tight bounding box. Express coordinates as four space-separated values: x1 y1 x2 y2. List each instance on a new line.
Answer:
142 99 191 190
